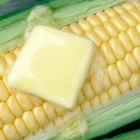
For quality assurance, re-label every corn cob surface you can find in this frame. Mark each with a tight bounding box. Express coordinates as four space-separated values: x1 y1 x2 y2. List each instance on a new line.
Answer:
0 2 140 140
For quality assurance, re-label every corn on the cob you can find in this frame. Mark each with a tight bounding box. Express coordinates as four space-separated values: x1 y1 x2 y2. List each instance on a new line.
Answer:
0 1 140 140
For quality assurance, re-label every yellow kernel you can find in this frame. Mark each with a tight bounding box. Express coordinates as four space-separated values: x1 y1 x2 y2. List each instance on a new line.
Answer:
0 80 9 101
81 100 91 111
61 26 73 33
104 22 118 37
105 8 118 18
119 80 130 93
0 102 14 123
96 11 110 23
42 102 57 121
87 15 102 26
0 130 7 140
113 5 127 14
130 9 140 22
133 47 140 67
108 64 121 85
91 96 100 107
22 111 39 132
121 13 137 27
7 95 23 117
14 118 29 137
94 26 110 42
33 106 48 126
118 32 134 52
101 43 116 64
78 91 85 104
127 27 140 46
86 30 101 46
100 92 110 104
3 53 16 66
78 19 92 31
122 3 136 10
102 74 112 90
3 124 21 140
91 79 103 95
111 16 128 31
109 86 120 99
125 54 139 73
30 96 43 106
109 38 125 59
0 58 6 77
82 81 94 99
117 60 131 80
129 73 140 89
136 23 140 33
70 23 84 35
16 94 33 111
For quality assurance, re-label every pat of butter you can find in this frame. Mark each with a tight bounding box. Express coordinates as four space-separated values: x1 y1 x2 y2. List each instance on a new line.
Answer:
7 26 95 109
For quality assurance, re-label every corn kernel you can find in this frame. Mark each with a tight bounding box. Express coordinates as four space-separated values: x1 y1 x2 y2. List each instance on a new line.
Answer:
0 102 14 123
101 74 112 90
96 11 110 23
114 5 127 14
111 16 128 31
87 15 102 26
94 26 110 41
91 96 100 107
82 81 94 99
3 124 21 140
121 13 137 27
16 94 33 111
109 86 120 99
105 8 118 18
70 23 84 35
42 102 57 121
30 96 43 106
129 73 140 88
118 32 134 52
14 118 29 137
22 111 39 132
117 60 131 80
104 22 118 37
85 30 101 46
101 43 116 64
119 80 130 93
79 19 92 31
127 27 140 46
7 95 23 117
109 38 125 59
108 64 121 85
125 54 139 73
100 92 110 104
33 106 48 126
0 80 9 101
133 47 140 67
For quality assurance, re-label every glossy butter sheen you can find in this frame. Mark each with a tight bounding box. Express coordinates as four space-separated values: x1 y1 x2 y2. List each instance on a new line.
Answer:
7 26 95 108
